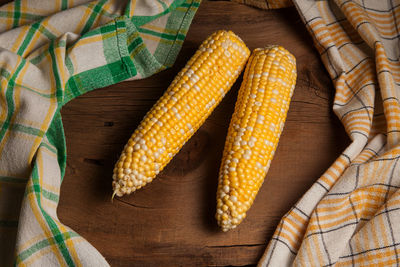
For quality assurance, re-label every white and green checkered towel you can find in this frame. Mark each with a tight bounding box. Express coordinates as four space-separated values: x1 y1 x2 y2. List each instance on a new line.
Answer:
0 0 200 265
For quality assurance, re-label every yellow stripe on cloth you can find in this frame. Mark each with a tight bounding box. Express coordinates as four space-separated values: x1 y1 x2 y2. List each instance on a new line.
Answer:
237 0 400 266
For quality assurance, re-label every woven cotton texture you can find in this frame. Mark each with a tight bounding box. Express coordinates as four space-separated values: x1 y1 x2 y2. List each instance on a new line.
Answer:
0 0 200 266
239 0 400 266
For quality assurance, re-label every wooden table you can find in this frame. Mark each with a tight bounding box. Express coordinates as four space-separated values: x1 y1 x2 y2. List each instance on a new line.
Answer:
54 1 349 266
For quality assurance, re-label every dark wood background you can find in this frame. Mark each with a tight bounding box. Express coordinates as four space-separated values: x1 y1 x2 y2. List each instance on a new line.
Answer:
5 0 350 266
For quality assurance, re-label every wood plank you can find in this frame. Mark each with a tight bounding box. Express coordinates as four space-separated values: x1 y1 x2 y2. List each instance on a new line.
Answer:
0 0 350 265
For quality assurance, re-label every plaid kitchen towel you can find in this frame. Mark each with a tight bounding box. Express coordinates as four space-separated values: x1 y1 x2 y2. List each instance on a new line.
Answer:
234 0 400 266
0 0 200 266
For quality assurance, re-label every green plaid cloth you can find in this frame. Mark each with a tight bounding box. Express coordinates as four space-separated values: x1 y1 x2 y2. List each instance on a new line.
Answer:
0 0 200 265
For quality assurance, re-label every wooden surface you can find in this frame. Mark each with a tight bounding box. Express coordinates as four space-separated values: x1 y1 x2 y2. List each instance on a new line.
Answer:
57 2 349 266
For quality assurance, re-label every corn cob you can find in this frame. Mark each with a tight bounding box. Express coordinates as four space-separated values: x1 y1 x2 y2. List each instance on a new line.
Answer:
216 46 297 231
112 30 250 198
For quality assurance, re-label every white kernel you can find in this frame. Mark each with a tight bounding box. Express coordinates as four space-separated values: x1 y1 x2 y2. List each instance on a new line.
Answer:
224 50 231 57
232 158 239 163
161 137 166 145
172 107 178 113
250 136 257 142
140 155 147 162
241 140 247 146
234 141 240 147
229 167 236 172
157 121 163 126
154 152 160 159
230 195 237 202
151 138 156 144
270 98 277 103
192 74 200 82
162 106 168 112
217 209 223 215
171 96 178 102
124 168 131 174
223 185 230 193
134 144 141 150
139 139 145 145
250 94 256 98
207 48 213 53
194 85 201 92
255 101 261 106
248 141 255 147
258 88 265 93
180 129 185 135
151 117 157 123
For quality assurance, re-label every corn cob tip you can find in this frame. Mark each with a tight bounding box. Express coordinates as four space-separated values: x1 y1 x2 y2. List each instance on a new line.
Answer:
253 46 296 64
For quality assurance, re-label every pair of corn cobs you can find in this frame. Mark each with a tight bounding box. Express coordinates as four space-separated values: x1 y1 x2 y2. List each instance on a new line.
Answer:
112 30 297 232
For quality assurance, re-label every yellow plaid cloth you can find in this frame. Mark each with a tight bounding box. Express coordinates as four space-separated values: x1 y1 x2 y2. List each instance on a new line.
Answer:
234 0 400 266
0 0 200 266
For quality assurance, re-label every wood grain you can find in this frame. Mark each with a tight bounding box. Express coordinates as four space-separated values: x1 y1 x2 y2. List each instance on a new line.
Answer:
2 0 350 266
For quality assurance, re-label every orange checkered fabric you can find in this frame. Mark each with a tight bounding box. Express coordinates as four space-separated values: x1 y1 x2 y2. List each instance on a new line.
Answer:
235 0 400 266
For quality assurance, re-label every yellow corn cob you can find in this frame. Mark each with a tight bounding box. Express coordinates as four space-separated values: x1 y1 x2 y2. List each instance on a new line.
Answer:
112 30 250 198
215 46 297 231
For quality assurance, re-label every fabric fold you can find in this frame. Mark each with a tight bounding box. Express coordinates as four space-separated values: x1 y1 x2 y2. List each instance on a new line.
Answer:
247 0 400 266
0 0 200 266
